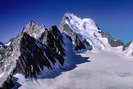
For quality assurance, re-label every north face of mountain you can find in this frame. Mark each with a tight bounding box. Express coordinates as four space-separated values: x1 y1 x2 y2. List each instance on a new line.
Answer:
0 22 66 88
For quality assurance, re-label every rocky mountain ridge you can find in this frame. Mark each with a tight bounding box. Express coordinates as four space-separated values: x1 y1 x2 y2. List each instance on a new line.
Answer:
0 13 132 89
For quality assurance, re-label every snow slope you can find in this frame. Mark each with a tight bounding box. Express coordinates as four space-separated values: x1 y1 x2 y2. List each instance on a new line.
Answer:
60 13 111 52
123 42 133 57
19 50 133 89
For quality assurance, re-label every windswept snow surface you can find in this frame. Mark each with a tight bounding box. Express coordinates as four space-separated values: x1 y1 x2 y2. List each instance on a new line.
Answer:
19 50 133 89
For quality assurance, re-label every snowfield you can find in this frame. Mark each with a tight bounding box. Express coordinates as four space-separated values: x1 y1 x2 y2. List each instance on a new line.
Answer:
19 49 133 89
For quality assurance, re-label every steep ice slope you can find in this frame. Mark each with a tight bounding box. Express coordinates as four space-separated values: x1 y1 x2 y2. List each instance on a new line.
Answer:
19 50 133 89
60 13 111 52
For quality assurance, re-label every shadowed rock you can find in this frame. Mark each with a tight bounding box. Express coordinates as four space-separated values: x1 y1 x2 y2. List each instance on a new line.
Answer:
39 25 65 65
0 22 66 88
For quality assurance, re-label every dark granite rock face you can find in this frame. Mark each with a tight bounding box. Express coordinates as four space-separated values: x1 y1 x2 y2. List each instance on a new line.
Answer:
0 77 15 89
65 34 87 51
39 26 65 65
0 76 21 89
72 35 86 51
0 22 66 88
13 26 66 78
14 33 54 78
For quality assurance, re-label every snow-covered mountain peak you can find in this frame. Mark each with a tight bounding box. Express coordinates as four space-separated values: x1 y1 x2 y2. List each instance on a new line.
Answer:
63 13 98 32
60 13 126 52
61 13 111 52
22 20 46 39
64 13 95 24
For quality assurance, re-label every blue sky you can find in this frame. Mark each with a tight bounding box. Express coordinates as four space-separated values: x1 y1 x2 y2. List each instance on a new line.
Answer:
0 0 133 43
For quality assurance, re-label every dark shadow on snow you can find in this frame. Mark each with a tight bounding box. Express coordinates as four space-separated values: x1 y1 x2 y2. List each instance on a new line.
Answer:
37 35 91 79
37 54 90 79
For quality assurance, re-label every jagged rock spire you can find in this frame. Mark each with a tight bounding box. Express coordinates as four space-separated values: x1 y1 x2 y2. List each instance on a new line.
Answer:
14 32 55 78
12 23 66 78
0 21 66 88
39 25 65 65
